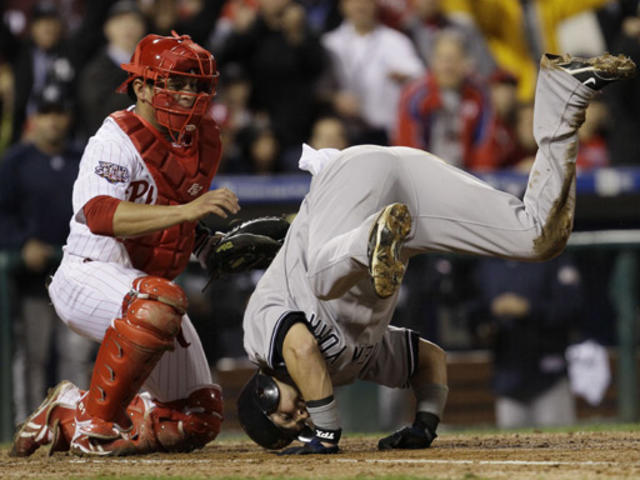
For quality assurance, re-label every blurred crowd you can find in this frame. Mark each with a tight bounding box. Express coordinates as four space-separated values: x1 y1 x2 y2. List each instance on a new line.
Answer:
0 0 636 428
1 0 640 170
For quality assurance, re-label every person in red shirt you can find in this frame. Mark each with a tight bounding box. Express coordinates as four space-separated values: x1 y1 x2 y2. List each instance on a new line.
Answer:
393 31 489 170
471 69 521 171
576 99 611 171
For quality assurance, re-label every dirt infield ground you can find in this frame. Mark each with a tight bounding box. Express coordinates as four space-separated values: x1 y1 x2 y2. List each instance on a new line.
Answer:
2 430 640 479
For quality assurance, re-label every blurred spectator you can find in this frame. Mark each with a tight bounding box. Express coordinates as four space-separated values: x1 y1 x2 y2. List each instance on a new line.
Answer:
299 0 342 34
393 31 489 169
321 0 424 145
468 254 584 429
140 0 223 47
595 0 639 51
308 115 349 150
226 121 282 173
213 64 259 172
10 1 75 144
0 3 20 153
445 0 614 102
219 0 327 168
604 8 640 165
209 0 259 53
472 69 520 171
0 84 93 420
0 62 12 155
376 0 410 30
556 10 607 58
77 0 147 138
244 123 281 173
576 100 611 171
405 0 496 78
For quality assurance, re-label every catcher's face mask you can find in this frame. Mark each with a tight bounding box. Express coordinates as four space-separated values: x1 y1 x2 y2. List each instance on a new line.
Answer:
237 372 311 449
117 30 218 146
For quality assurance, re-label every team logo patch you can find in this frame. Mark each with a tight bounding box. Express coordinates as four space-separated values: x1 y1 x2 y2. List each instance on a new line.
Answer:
94 161 130 184
187 183 204 196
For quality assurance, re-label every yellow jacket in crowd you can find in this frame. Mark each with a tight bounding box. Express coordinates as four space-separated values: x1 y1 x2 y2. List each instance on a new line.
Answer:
443 0 613 101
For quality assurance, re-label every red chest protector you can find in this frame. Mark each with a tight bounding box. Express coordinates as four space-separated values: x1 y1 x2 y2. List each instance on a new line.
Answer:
111 110 222 279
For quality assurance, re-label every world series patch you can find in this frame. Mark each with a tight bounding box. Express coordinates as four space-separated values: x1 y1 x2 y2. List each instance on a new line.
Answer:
94 161 130 184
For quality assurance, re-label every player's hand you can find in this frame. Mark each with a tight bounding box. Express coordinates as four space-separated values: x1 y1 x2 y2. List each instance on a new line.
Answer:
378 425 436 450
491 292 530 317
333 91 361 119
278 437 339 455
182 187 240 222
21 238 55 272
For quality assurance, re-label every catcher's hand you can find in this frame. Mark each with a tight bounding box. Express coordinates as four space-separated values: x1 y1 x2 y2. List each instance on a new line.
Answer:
194 216 290 280
378 425 436 450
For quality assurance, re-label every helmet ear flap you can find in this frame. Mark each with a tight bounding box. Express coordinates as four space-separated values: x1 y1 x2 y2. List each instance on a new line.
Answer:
236 372 297 449
255 373 281 413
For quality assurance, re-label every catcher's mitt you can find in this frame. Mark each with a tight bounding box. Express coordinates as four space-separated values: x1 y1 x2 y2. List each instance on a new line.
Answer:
194 216 290 282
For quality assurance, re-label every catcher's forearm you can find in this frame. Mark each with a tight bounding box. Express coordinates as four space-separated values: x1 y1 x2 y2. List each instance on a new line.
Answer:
112 201 190 237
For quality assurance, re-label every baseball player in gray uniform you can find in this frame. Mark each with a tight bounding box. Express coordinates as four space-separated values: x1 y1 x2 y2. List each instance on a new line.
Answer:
237 53 635 454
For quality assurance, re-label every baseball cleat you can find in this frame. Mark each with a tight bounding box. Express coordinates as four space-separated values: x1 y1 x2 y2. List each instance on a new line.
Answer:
10 380 77 457
368 203 412 299
70 400 135 456
543 53 636 90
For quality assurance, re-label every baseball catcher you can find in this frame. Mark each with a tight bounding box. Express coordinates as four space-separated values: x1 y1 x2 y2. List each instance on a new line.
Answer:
236 53 635 453
10 30 282 458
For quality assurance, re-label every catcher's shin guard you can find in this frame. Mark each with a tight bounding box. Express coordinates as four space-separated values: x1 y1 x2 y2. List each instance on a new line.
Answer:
72 276 187 454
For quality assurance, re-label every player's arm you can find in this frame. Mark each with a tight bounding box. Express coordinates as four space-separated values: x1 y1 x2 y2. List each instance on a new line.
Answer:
282 323 333 402
281 323 341 453
378 338 448 450
83 188 239 238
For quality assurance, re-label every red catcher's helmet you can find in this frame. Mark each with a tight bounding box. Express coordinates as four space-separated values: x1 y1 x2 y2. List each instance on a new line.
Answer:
117 31 219 146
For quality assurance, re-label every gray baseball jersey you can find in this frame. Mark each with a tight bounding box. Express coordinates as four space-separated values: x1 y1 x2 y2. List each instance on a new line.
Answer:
243 61 594 389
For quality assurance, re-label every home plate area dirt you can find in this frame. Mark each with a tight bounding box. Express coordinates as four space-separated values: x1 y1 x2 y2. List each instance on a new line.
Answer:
2 431 640 479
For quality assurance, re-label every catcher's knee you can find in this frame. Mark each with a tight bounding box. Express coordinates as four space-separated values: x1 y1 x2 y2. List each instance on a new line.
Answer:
117 276 187 348
153 385 224 452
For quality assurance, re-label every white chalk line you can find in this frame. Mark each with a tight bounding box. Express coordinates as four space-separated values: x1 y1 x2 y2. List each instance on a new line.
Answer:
61 458 638 468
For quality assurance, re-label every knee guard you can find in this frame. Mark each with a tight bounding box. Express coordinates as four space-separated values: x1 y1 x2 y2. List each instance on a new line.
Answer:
83 276 187 429
126 386 223 453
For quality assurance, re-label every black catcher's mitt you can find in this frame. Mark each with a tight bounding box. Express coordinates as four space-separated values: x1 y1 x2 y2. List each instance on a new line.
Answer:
194 216 290 281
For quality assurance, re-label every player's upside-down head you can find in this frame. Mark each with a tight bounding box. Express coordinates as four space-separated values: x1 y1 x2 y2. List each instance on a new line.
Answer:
237 371 313 449
116 30 219 146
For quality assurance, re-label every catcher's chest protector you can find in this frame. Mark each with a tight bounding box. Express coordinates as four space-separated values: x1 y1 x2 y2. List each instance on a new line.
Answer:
112 110 222 279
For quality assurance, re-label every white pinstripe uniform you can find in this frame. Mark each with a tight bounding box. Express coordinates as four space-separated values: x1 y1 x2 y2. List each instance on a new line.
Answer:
243 61 594 389
48 109 212 403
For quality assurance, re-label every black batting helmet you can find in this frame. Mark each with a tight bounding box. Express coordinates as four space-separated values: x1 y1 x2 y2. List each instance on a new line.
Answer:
236 371 299 449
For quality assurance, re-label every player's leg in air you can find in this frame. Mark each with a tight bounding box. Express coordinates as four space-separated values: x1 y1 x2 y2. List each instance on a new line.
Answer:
11 263 222 457
303 53 635 300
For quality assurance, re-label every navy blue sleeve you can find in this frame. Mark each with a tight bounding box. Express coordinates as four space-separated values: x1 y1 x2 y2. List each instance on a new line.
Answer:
0 147 31 249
